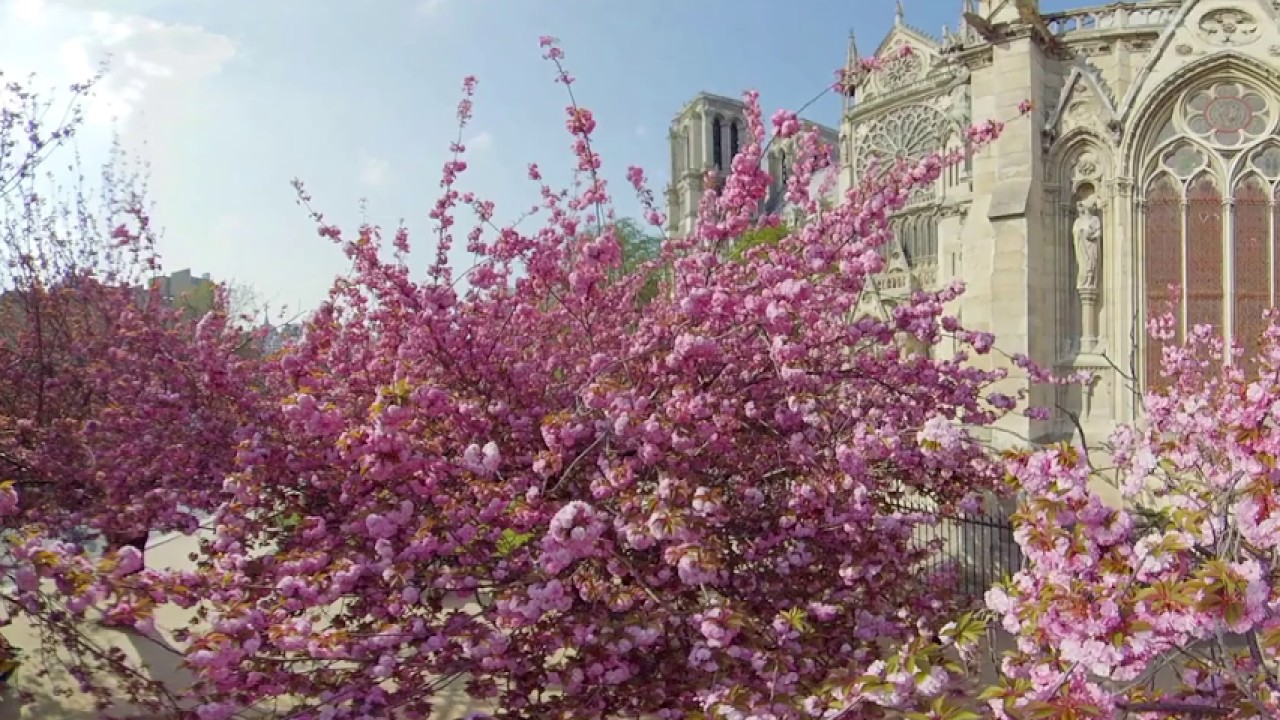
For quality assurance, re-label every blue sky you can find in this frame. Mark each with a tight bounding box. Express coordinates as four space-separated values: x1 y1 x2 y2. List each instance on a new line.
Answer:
0 0 1078 314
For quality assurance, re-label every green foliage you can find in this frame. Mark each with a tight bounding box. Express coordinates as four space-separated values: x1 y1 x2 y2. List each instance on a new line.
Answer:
611 218 665 306
496 528 535 557
616 218 660 274
727 223 790 262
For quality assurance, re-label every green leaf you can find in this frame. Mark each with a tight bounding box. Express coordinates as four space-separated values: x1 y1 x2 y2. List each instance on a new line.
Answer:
977 686 1006 700
727 224 789 262
278 512 302 531
943 611 988 648
781 607 811 634
495 528 534 557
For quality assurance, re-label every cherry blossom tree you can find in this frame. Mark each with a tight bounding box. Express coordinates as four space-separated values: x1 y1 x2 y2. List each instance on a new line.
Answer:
138 40 1033 720
966 315 1280 719
832 324 1280 718
0 72 270 712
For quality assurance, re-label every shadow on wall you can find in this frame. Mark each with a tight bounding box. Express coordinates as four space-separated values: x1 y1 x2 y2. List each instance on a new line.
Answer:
0 527 206 720
0 529 491 719
0 624 196 720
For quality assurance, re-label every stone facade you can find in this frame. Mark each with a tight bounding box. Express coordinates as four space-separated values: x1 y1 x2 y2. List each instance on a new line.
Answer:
668 0 1280 448
665 93 839 238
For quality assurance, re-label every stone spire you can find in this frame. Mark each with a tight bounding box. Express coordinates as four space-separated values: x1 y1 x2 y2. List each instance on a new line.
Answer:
841 29 860 108
895 0 905 25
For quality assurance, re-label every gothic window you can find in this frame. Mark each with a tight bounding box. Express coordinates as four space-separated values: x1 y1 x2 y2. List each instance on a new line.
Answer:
856 104 946 270
712 116 723 170
896 212 938 266
730 121 740 160
1143 175 1182 387
876 46 924 93
1139 78 1280 387
1234 175 1270 369
1185 174 1223 334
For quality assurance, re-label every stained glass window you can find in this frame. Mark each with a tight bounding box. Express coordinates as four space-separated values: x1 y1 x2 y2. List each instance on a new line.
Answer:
1251 146 1280 178
1144 175 1182 389
1161 143 1207 176
1141 81 1280 387
1233 176 1270 369
1183 83 1270 147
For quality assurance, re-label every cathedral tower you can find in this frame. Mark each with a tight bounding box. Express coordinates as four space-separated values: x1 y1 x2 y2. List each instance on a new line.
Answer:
665 93 751 237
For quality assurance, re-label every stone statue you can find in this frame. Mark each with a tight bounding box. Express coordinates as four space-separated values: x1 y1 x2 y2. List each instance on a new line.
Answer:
1072 197 1102 290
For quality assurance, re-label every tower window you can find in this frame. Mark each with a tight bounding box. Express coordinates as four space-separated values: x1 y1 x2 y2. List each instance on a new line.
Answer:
712 116 723 170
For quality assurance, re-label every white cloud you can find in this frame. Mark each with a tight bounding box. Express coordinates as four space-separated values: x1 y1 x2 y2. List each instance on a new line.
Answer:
10 0 48 26
358 152 391 186
2 2 235 129
466 130 494 153
416 0 445 15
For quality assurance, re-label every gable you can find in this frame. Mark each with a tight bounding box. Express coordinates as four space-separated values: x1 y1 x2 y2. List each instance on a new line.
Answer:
861 26 947 102
1047 64 1117 137
1119 0 1280 123
872 22 939 59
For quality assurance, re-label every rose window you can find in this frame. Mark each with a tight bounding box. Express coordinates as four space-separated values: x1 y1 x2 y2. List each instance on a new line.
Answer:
1183 83 1270 147
856 105 944 204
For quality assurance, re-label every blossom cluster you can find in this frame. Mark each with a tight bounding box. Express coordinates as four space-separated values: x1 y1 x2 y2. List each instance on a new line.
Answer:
978 317 1280 718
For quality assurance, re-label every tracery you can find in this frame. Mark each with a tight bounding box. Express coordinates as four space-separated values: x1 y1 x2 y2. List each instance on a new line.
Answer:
1139 79 1280 384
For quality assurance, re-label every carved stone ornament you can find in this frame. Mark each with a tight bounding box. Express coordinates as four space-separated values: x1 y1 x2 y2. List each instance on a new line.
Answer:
947 83 971 128
1106 119 1123 144
1175 43 1194 55
1197 8 1260 46
1072 152 1101 185
1041 127 1058 154
878 46 924 92
1063 98 1097 131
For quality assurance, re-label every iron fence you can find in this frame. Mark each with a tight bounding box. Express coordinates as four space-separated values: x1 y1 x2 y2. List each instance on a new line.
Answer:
889 492 1024 603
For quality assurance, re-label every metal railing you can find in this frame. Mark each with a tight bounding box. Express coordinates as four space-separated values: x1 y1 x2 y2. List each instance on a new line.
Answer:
890 492 1024 603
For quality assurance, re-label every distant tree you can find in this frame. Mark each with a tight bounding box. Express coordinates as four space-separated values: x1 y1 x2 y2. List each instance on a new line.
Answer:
726 222 789 262
615 217 661 275
593 217 665 306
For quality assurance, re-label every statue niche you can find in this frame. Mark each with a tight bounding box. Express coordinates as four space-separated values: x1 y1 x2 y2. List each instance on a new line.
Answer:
1071 183 1102 352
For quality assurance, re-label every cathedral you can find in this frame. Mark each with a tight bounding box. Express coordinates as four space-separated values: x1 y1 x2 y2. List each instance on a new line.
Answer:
665 0 1280 448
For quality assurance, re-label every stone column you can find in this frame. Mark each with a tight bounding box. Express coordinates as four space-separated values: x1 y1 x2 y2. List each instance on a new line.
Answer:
1112 176 1136 422
964 33 1052 446
1080 287 1099 350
